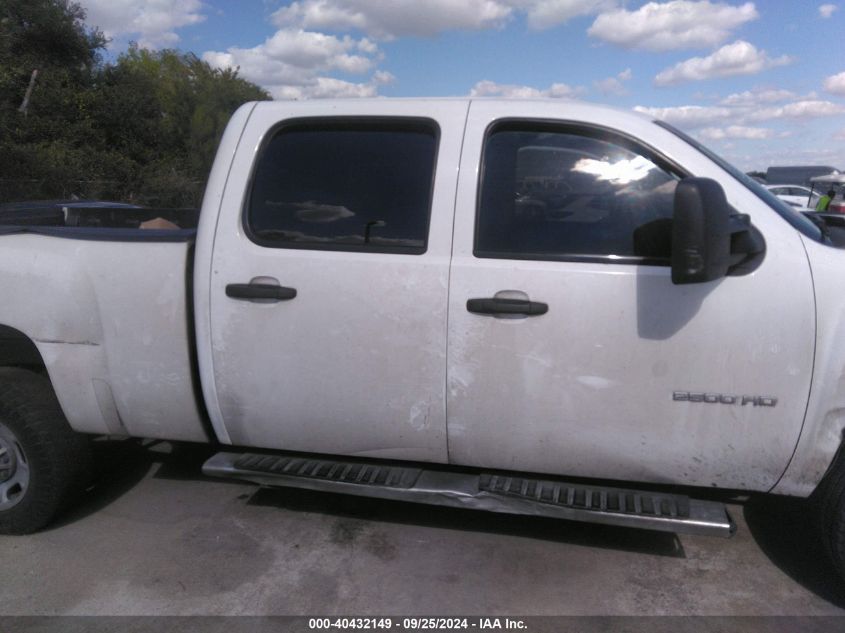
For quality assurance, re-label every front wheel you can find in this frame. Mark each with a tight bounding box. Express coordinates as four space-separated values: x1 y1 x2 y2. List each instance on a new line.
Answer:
0 368 90 534
0 420 31 511
814 444 845 579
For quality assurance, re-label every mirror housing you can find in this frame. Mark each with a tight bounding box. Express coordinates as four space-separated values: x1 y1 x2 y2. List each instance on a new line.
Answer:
671 177 764 285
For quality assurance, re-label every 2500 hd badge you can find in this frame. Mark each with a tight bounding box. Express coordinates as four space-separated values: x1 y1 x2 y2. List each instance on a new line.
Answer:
673 392 778 407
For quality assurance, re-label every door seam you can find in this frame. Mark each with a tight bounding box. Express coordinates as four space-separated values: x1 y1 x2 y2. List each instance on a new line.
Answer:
444 100 473 464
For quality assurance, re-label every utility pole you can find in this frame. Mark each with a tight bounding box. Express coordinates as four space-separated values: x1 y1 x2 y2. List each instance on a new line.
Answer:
18 69 39 116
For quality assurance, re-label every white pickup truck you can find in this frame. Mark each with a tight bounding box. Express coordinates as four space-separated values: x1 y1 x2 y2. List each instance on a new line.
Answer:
3 99 845 574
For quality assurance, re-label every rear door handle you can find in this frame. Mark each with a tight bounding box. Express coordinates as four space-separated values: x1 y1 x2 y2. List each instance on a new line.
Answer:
226 283 297 301
466 297 548 316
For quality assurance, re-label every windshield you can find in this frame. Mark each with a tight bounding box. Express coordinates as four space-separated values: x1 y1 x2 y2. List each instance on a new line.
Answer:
655 121 823 243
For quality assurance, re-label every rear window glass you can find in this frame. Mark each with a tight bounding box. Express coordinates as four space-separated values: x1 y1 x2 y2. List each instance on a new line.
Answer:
246 119 438 254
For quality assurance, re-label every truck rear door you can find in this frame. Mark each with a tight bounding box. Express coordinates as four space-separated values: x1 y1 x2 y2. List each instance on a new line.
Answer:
204 101 467 462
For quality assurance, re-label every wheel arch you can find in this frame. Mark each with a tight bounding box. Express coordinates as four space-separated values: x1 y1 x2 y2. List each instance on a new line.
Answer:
0 325 46 372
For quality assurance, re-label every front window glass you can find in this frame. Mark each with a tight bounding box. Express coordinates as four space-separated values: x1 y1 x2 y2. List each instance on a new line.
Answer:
476 125 680 263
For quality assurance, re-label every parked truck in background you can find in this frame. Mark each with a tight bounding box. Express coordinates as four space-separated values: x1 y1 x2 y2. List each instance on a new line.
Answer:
765 165 840 188
3 99 845 576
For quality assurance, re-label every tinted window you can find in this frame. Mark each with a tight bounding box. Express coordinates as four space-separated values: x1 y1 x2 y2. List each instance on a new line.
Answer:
247 119 438 254
476 125 681 263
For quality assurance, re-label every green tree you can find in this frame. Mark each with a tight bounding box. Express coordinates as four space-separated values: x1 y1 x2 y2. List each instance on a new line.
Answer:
93 46 269 206
0 0 107 200
0 1 270 206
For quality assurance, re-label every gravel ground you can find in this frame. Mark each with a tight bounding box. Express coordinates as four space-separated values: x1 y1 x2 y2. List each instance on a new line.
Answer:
0 439 844 616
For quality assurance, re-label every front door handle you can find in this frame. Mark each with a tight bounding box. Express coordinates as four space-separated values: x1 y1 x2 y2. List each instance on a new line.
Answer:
226 283 297 301
466 297 548 316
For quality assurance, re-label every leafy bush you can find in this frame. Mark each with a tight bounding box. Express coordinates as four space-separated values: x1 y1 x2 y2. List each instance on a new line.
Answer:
0 0 270 206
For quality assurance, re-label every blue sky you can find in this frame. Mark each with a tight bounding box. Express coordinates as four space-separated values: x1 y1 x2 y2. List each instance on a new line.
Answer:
80 1 845 172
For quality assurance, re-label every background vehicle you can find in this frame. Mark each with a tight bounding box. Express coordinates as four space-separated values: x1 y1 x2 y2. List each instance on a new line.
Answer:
2 99 845 577
765 184 820 209
809 173 845 213
766 165 840 187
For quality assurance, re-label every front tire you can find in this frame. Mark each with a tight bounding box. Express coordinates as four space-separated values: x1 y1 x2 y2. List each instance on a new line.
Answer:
814 445 845 579
0 368 90 534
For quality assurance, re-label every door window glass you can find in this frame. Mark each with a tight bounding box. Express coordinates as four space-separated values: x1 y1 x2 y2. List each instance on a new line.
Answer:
247 119 438 254
475 124 681 263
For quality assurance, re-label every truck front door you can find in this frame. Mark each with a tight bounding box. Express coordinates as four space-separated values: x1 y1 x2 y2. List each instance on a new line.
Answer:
446 101 815 490
206 101 467 462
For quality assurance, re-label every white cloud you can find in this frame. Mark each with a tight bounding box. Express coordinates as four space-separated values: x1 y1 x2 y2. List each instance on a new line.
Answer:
639 98 845 170
724 144 845 172
719 88 797 106
588 1 758 52
261 29 376 73
634 104 734 127
824 71 845 95
272 0 514 39
469 79 585 98
203 29 389 99
636 96 845 129
82 0 205 48
698 125 774 140
819 4 838 18
371 70 395 85
594 68 632 95
636 96 845 150
747 99 845 121
654 40 792 86
271 75 391 100
272 1 622 38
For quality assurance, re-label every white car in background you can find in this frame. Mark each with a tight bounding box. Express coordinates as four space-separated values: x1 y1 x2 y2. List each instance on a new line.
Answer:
765 184 820 209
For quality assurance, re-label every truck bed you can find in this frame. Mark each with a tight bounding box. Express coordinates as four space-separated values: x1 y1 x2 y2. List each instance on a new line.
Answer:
0 232 209 442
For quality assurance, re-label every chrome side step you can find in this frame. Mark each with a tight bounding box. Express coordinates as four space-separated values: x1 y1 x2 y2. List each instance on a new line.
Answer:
203 452 735 538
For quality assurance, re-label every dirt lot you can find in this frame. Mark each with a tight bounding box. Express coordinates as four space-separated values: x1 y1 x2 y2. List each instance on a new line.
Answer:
0 439 844 616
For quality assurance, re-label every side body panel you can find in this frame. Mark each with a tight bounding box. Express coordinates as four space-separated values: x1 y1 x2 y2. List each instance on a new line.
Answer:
447 100 815 491
0 235 208 442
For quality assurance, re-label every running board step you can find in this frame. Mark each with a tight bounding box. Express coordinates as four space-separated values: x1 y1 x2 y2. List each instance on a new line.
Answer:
203 452 735 538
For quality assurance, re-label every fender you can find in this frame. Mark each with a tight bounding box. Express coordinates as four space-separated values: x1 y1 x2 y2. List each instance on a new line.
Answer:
772 235 845 496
